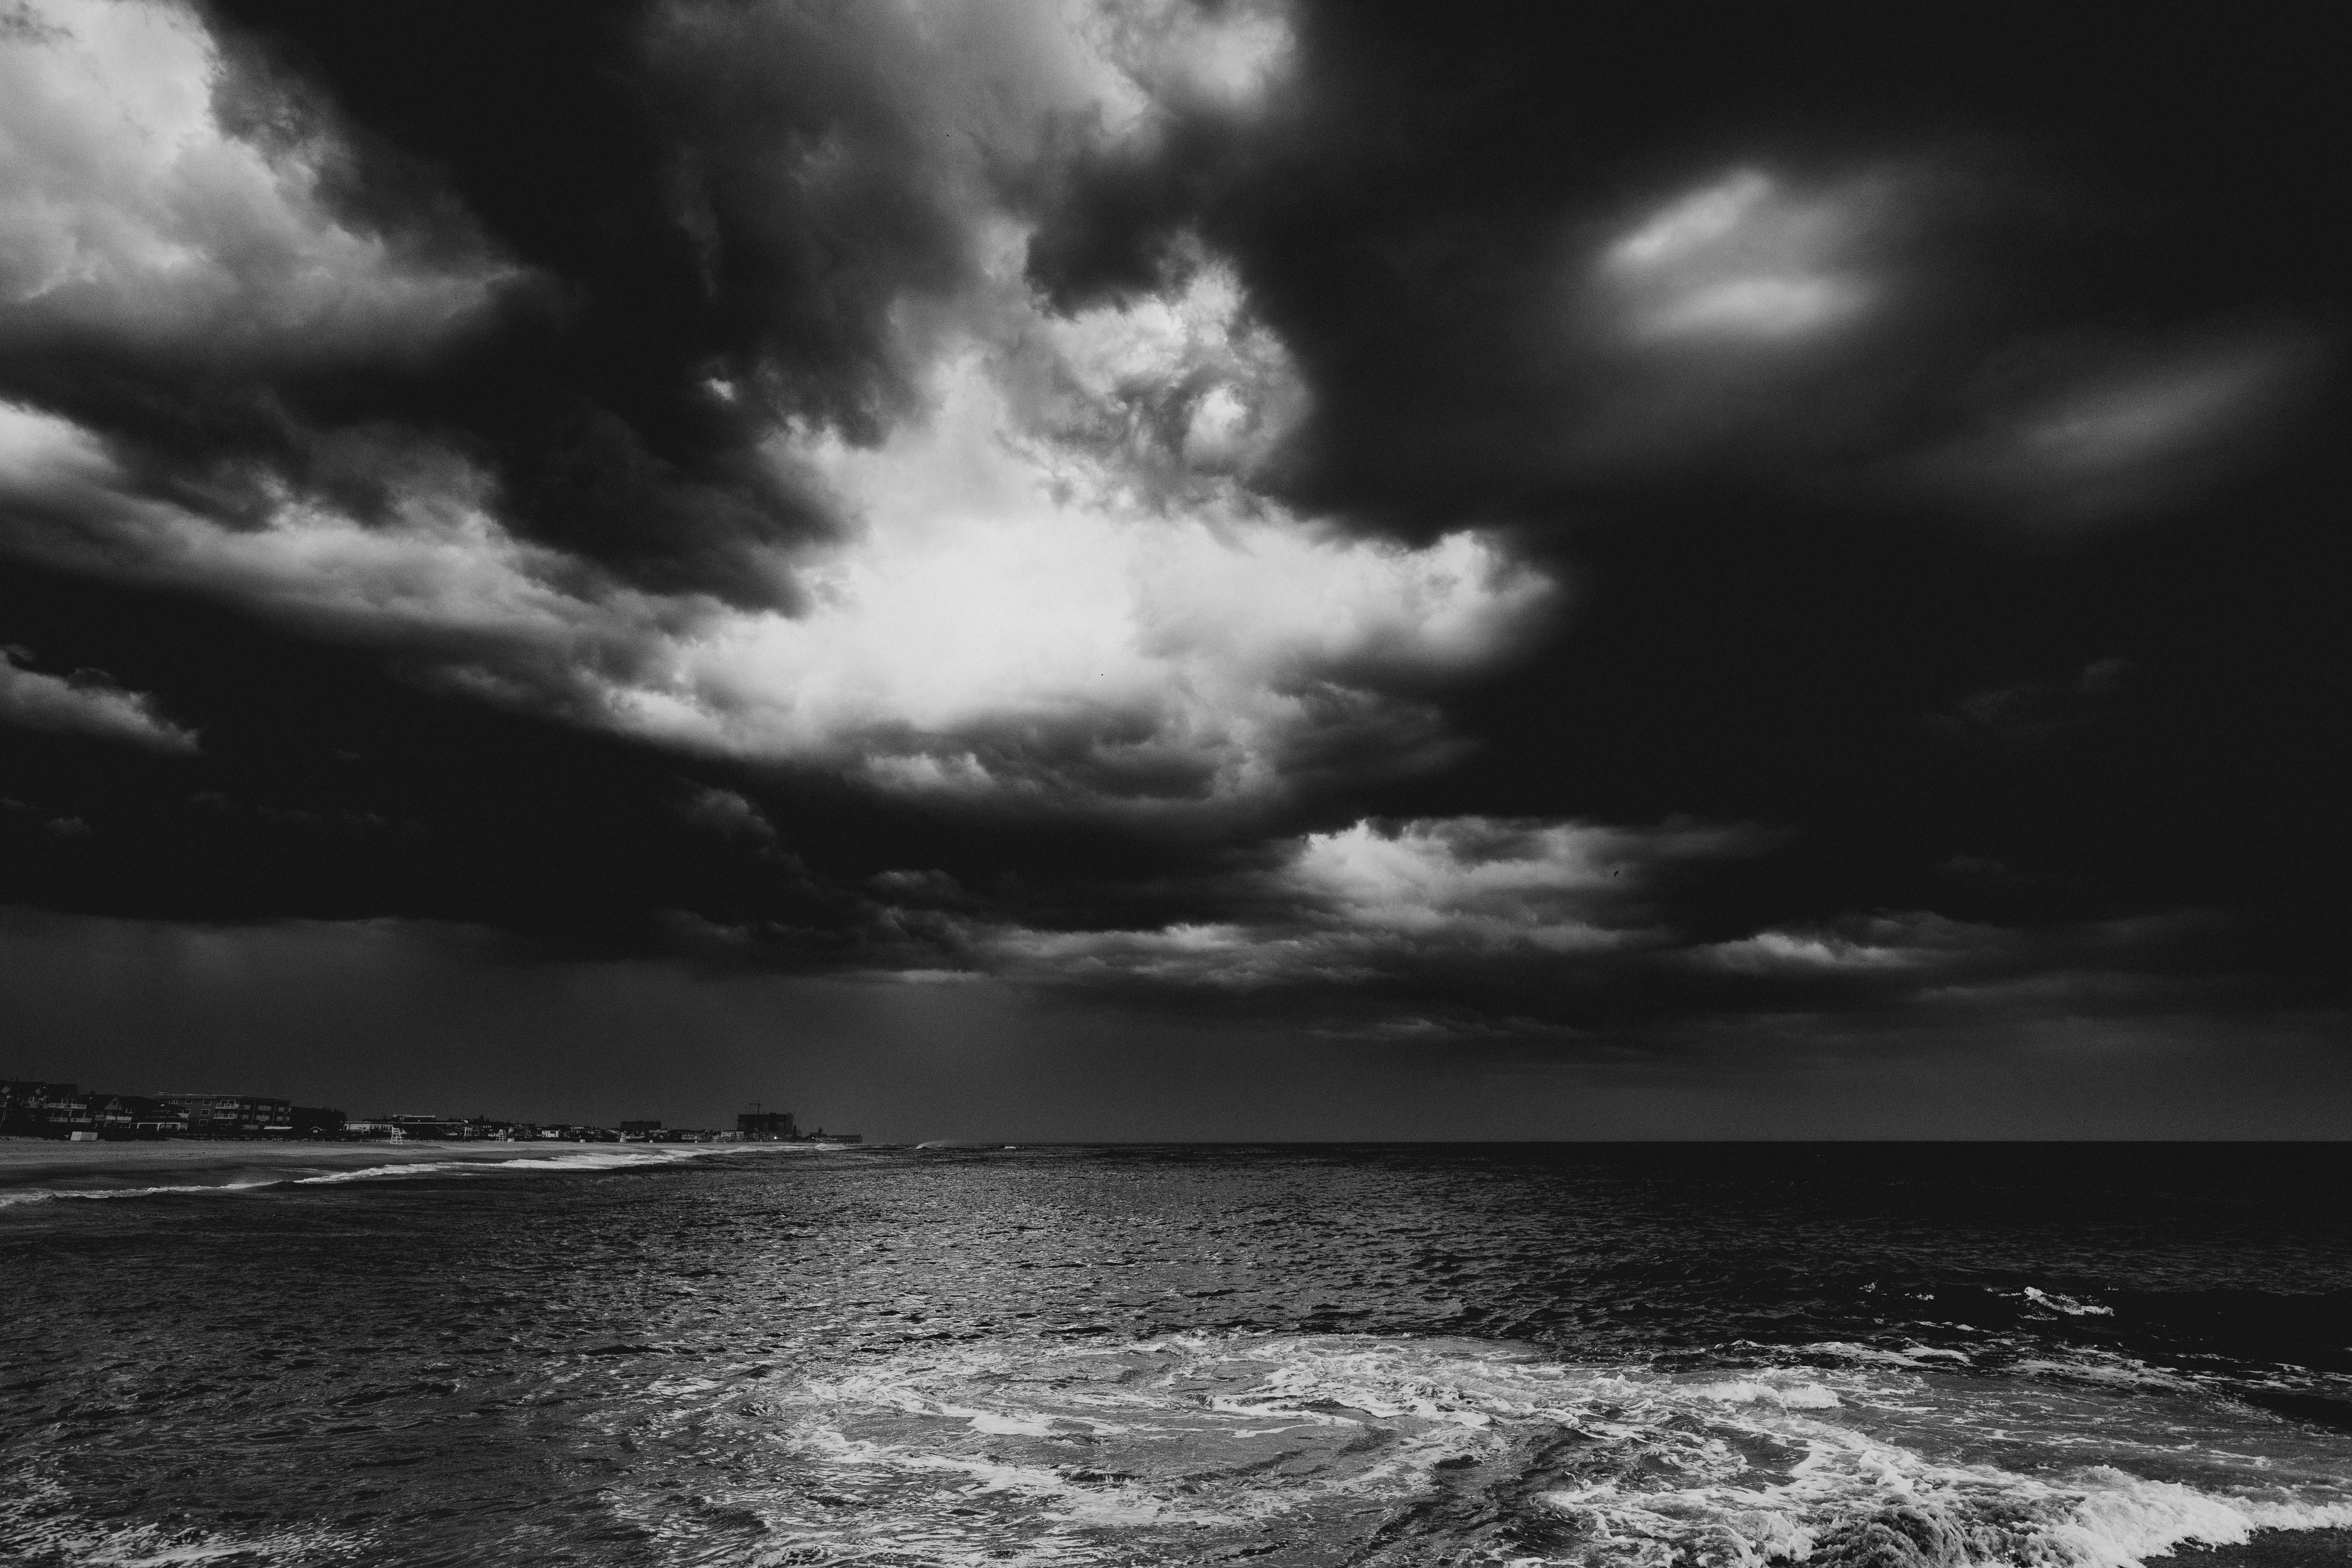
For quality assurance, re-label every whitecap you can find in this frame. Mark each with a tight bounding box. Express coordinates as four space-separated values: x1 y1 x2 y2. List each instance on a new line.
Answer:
601 1331 2352 1566
2024 1285 2119 1316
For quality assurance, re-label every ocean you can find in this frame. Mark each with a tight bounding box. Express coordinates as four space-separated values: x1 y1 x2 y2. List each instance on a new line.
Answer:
2 1142 2348 1567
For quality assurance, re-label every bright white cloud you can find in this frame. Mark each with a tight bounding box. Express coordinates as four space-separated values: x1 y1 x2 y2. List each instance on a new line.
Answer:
1550 164 1919 475
1022 254 1306 486
954 814 1768 987
0 324 1548 811
0 645 197 752
0 401 676 705
0 0 1538 817
1697 914 1989 975
0 0 507 358
618 317 1550 803
1290 817 1730 949
1597 168 1879 344
596 248 1543 807
1086 0 1296 119
1701 930 1911 973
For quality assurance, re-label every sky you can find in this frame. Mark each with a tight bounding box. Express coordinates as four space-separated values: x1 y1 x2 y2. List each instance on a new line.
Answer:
0 0 2343 1139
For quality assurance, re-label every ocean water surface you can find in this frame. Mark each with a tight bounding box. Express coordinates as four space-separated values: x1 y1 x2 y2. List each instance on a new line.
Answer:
3 1142 2348 1567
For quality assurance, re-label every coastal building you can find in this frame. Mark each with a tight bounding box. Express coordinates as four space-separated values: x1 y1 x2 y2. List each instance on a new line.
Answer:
734 1110 863 1143
738 1111 799 1140
83 1094 187 1136
131 1099 191 1137
1 1080 85 1135
384 1114 469 1140
358 1114 526 1141
8 1071 632 1143
159 1093 295 1136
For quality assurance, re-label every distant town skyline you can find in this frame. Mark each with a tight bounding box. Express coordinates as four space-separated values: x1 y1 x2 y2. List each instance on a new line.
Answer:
4 1071 863 1146
2 1 2344 1138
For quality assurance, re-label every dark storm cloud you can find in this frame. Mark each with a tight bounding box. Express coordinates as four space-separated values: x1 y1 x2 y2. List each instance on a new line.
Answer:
124 0 1304 608
198 0 849 607
1898 326 2332 531
0 645 199 753
0 0 1008 610
9 902 2348 1138
1010 7 2340 540
0 1 520 535
1926 657 2134 746
827 816 2320 1066
5 0 1548 819
2 0 2345 1123
678 783 778 843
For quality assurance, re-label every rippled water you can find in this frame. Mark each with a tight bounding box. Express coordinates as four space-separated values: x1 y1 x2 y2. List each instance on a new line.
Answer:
4 1143 2349 1566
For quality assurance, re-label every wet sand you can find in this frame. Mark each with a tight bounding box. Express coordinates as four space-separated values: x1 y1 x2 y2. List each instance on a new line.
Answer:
0 1137 582 1189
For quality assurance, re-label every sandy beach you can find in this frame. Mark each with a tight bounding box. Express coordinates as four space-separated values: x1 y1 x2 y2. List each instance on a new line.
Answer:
0 1137 687 1194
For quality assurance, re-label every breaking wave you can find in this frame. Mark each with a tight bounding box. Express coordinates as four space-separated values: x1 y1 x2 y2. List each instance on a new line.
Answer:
0 1142 737 1208
605 1332 2352 1566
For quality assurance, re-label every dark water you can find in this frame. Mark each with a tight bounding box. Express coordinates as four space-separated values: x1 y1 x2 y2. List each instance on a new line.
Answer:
4 1143 2350 1566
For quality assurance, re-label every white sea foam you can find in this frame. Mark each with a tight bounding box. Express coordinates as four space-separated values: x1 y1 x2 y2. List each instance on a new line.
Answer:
0 1178 284 1208
1790 1338 2223 1401
0 1141 742 1207
1796 1340 1972 1367
291 1145 712 1183
0 1471 371 1567
2005 1353 2202 1391
2022 1285 2118 1317
604 1332 2352 1566
1687 1377 1844 1409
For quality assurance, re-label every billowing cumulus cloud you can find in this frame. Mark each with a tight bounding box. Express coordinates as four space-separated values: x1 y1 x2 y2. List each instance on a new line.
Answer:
661 284 1546 805
923 814 1772 992
0 399 662 712
0 0 2339 1119
818 817 2264 1058
0 645 197 752
1283 817 1743 947
638 0 1298 448
0 0 1307 612
0 0 506 362
0 0 519 555
678 784 776 842
0 0 1541 817
1694 914 1990 977
1092 0 1296 117
0 321 1545 813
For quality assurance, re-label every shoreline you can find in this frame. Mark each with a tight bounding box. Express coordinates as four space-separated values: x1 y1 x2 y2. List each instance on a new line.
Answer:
0 1137 723 1191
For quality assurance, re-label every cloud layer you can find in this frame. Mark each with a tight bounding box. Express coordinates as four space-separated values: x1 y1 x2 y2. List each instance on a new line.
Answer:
0 0 2341 1090
0 0 505 360
0 0 1542 817
0 645 197 752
